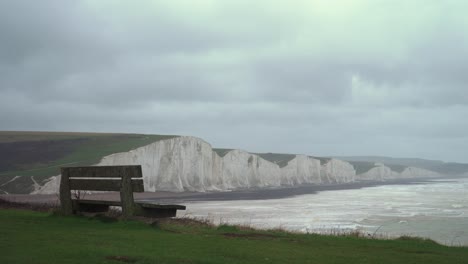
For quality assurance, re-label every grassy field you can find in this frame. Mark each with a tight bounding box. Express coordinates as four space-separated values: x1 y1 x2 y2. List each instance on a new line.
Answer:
0 209 467 264
0 131 178 194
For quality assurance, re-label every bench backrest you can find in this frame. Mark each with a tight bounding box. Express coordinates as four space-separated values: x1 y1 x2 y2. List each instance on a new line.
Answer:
59 165 144 216
63 165 144 192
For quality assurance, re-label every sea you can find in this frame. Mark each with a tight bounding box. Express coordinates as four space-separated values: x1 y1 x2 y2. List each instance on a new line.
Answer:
179 177 468 246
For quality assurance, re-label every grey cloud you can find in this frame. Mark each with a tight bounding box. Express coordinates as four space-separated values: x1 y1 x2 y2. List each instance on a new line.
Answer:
1 0 468 163
0 0 272 107
0 1 109 62
250 56 352 104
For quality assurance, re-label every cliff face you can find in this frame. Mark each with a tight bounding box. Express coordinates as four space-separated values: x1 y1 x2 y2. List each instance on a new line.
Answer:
33 136 438 194
399 167 439 178
354 163 439 181
355 163 398 181
95 137 356 192
220 150 281 189
280 155 322 185
320 159 356 183
34 137 354 193
97 137 217 192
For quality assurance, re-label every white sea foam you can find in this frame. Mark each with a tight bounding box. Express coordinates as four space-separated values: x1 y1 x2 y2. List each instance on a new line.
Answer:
180 177 468 246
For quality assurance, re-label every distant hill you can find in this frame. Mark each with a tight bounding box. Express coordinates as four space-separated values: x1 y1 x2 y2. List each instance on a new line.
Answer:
429 162 468 175
0 131 178 194
336 156 468 175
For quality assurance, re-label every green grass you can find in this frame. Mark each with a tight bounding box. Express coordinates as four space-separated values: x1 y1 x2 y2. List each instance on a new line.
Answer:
0 132 178 193
213 148 233 157
0 131 121 143
312 156 332 165
386 164 408 173
254 153 297 168
347 161 378 175
1 209 466 264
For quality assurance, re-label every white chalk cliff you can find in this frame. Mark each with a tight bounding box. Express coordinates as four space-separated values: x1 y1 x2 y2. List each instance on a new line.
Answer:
354 163 439 181
355 163 399 181
399 167 439 178
280 155 322 185
92 137 356 192
33 136 439 194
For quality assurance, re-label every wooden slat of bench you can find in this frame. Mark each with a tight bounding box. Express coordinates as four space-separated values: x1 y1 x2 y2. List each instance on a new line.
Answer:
69 178 144 192
63 165 142 178
137 202 186 210
75 199 122 206
75 200 186 210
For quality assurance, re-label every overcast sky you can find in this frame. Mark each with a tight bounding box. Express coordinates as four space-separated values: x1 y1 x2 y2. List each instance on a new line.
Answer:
1 0 467 163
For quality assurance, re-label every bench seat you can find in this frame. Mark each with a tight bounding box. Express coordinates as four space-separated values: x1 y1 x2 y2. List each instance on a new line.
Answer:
72 199 186 218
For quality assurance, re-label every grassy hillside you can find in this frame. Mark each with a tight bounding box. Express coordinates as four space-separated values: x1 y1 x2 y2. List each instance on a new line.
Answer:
336 156 445 168
347 161 378 175
213 148 233 157
255 153 297 168
0 209 466 264
213 150 300 168
0 131 178 194
254 153 331 168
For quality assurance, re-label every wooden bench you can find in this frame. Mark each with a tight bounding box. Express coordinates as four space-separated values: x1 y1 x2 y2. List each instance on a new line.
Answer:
59 165 185 218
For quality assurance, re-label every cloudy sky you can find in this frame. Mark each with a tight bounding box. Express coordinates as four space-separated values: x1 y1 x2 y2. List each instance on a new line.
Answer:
1 0 467 162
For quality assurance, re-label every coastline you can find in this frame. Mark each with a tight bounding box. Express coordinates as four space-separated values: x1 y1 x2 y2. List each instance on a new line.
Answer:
161 177 441 202
1 176 457 205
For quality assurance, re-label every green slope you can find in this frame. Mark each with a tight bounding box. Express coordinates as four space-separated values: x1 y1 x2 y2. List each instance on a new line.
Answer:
213 149 299 167
0 209 466 264
346 161 378 175
0 131 178 194
255 153 297 168
213 148 234 157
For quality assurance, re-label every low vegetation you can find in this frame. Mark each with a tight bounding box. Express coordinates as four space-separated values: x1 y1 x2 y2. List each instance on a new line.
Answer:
0 205 466 264
0 131 178 193
346 161 378 175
